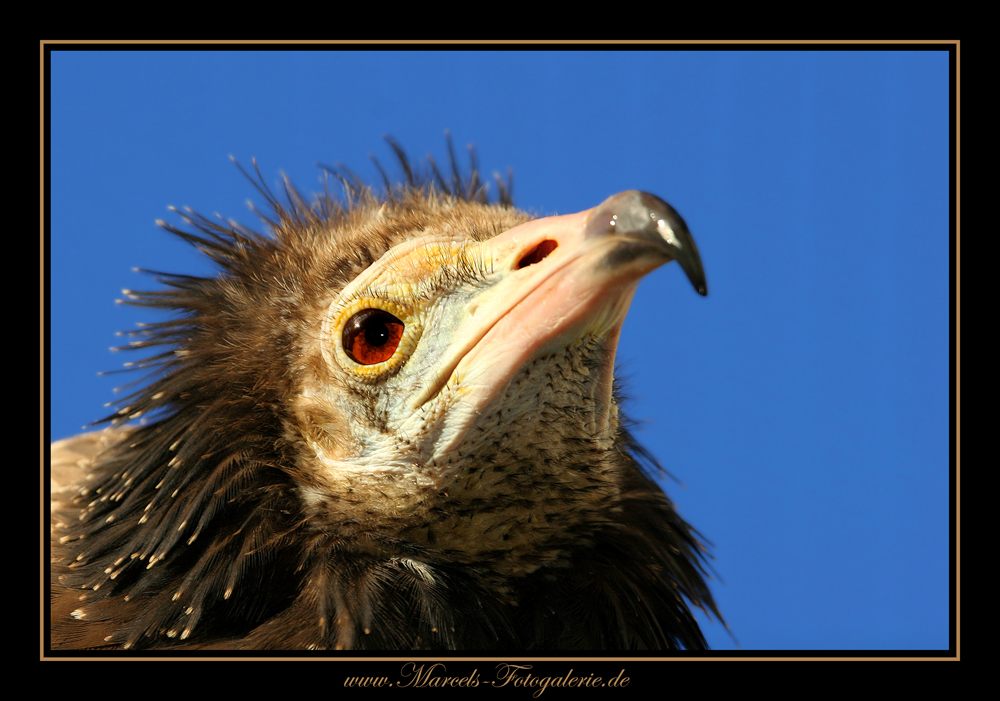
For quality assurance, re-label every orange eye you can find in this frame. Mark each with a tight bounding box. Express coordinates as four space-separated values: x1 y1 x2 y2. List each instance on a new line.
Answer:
342 309 405 365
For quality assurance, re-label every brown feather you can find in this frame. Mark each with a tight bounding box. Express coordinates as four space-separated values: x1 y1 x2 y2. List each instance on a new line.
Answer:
50 142 720 651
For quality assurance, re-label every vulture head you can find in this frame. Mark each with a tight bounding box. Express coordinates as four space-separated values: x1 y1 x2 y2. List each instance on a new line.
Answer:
50 141 719 650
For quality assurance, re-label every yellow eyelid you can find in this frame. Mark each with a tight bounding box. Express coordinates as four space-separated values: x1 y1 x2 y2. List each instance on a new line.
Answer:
332 297 419 379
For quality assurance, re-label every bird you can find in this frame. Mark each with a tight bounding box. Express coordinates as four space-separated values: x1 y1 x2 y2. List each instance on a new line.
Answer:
49 140 719 651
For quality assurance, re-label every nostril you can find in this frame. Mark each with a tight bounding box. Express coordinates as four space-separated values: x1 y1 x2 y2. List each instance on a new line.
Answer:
517 239 558 269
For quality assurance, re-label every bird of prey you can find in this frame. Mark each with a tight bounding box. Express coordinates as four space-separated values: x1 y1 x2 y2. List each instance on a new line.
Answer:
50 142 719 651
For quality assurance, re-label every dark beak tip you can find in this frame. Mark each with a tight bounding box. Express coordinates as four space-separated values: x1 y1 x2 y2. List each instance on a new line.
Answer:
674 242 707 297
686 270 708 297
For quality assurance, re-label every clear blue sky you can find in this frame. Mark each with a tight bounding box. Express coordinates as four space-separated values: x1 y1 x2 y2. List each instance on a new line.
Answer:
47 47 953 652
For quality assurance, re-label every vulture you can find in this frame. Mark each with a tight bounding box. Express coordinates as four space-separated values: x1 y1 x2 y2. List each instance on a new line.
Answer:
49 141 719 651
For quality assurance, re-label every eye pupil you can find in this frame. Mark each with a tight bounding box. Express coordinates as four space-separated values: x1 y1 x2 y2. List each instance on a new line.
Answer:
365 321 391 347
343 309 405 365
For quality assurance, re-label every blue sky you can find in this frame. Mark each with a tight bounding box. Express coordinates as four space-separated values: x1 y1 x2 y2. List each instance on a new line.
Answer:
47 47 954 652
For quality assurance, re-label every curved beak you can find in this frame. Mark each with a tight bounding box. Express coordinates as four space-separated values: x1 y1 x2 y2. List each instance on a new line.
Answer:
583 190 707 296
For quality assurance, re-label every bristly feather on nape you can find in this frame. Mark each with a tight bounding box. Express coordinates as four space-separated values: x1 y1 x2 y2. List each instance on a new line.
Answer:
50 138 721 651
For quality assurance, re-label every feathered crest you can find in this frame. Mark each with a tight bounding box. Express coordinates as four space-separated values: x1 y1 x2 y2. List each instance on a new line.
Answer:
324 134 514 208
